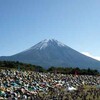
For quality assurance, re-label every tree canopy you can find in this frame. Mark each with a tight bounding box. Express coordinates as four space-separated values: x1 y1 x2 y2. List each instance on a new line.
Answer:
0 61 99 75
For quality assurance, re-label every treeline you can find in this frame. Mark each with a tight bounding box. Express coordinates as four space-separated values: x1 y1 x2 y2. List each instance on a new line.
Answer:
0 61 99 75
0 61 45 72
47 67 99 75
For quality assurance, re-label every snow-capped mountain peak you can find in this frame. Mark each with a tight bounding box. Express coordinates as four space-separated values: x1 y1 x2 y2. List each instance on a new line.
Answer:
0 39 100 71
30 39 66 50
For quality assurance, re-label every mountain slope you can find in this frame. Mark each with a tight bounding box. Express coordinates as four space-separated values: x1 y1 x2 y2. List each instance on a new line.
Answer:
0 39 100 70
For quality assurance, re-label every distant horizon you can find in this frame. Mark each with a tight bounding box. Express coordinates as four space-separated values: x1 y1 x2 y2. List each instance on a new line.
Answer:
0 0 100 61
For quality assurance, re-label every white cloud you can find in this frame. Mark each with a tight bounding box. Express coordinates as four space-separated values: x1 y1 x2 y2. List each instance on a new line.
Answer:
82 52 100 61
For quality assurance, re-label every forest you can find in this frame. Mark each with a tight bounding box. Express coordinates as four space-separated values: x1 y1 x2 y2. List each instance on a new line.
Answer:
0 61 99 75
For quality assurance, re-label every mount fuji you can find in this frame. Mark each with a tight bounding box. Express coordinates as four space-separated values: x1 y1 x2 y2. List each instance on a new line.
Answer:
0 39 100 70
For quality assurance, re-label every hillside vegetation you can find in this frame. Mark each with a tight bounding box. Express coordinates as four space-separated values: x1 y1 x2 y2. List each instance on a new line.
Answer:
0 61 99 75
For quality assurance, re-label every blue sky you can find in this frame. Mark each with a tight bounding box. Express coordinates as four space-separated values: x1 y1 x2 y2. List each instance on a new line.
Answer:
0 0 100 60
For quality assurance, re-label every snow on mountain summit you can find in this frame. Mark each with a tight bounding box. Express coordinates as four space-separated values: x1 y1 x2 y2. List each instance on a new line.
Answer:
30 39 66 50
0 39 100 71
